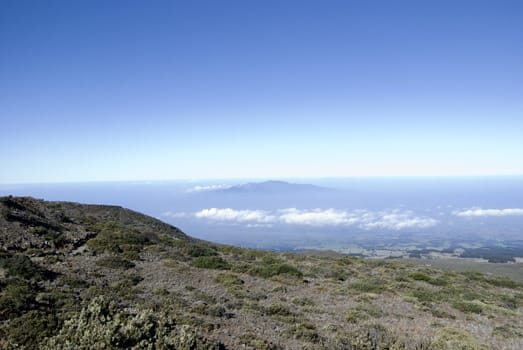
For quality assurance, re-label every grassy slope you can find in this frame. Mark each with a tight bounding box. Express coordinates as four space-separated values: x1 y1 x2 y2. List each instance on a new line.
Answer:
1 196 522 349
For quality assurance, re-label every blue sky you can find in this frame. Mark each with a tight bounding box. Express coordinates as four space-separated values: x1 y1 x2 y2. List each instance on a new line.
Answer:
1 0 522 183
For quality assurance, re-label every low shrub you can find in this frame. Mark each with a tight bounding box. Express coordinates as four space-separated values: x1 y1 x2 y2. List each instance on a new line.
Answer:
451 300 483 314
252 263 303 278
86 220 149 257
325 268 349 281
410 272 432 282
292 297 314 307
431 327 487 350
485 276 522 289
344 304 383 324
428 277 449 286
41 296 220 349
0 280 37 320
191 304 226 318
499 294 523 310
192 256 230 270
96 256 134 270
266 304 293 317
284 321 321 343
186 244 218 257
5 310 60 349
411 287 438 303
492 324 523 338
348 280 387 294
109 274 143 299
213 273 244 287
0 252 47 280
59 276 90 289
348 323 401 349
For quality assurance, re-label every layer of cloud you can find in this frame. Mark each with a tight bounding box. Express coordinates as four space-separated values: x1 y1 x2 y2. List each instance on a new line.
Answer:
190 208 437 230
360 212 438 230
185 184 231 193
453 208 523 217
278 208 360 226
195 208 276 223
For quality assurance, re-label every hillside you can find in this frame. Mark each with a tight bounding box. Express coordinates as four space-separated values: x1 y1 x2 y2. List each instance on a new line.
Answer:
1 196 522 349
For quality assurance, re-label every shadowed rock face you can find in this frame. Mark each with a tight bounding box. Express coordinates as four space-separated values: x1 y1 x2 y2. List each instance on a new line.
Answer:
0 196 522 350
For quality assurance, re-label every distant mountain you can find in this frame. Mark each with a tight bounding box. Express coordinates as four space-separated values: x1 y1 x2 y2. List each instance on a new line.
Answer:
218 180 330 194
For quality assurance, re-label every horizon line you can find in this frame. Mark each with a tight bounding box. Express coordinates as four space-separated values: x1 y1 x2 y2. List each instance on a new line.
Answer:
1 174 523 186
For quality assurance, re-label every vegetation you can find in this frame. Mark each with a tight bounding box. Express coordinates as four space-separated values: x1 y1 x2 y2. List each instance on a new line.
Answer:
247 256 303 278
41 296 221 350
192 256 230 270
95 256 134 269
86 220 150 259
1 196 523 349
0 252 48 280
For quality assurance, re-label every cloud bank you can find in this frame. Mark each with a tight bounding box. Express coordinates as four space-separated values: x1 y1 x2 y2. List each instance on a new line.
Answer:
195 208 276 223
453 208 523 217
185 184 231 193
190 208 437 230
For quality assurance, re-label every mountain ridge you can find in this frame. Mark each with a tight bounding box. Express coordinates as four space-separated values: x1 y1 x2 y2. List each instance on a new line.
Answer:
217 180 330 194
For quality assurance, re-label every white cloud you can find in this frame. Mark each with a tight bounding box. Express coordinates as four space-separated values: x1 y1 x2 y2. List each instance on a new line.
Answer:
360 212 438 230
194 208 276 223
453 208 523 217
190 207 437 230
278 208 358 226
186 184 231 193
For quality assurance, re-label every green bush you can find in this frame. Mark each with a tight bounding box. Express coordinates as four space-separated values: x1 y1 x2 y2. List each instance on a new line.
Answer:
59 276 90 289
266 304 293 317
96 256 134 270
431 327 487 350
238 333 277 350
284 321 320 343
42 296 221 349
86 221 149 257
428 277 449 286
213 273 244 287
410 272 432 282
411 287 438 303
192 256 230 270
499 294 522 310
252 263 303 278
325 268 349 281
292 297 314 307
186 245 218 257
451 300 483 314
109 274 143 299
0 253 47 280
348 280 387 294
492 324 523 338
347 323 402 349
191 304 226 317
344 304 383 324
5 310 60 349
0 280 37 320
485 276 522 289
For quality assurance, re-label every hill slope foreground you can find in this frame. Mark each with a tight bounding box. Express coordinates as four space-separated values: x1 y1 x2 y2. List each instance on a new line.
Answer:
1 196 522 349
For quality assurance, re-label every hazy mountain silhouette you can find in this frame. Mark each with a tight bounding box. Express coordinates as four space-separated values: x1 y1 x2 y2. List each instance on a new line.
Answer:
218 180 330 194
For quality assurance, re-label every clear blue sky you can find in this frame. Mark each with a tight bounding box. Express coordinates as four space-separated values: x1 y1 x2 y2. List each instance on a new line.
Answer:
1 0 522 183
